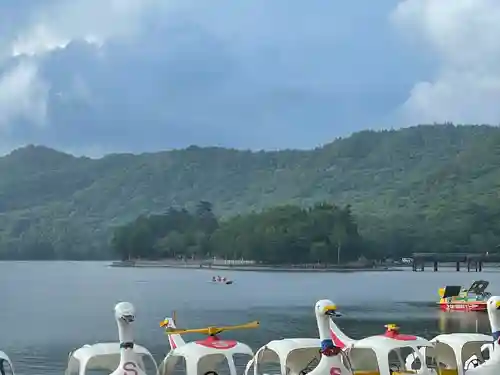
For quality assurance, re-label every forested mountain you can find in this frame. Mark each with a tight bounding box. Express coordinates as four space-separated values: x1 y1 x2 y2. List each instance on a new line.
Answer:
1 124 500 259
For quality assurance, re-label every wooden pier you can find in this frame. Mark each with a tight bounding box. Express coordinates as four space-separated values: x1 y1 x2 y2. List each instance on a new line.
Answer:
411 252 500 272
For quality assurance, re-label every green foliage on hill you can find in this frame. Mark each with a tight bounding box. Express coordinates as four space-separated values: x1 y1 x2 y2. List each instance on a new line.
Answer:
112 201 363 264
1 124 500 259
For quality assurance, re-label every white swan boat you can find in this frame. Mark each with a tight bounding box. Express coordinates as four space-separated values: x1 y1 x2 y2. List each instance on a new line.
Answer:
404 295 500 375
244 299 354 375
345 323 437 375
65 302 157 375
0 351 15 375
329 311 440 374
404 333 492 375
457 296 500 375
246 299 440 375
158 313 257 375
328 307 492 374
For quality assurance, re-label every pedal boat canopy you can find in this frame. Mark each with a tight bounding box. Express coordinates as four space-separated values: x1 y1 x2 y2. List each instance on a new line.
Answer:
65 343 157 375
244 339 326 375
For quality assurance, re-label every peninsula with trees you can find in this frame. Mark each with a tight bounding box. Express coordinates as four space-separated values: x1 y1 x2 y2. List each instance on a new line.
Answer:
111 201 364 266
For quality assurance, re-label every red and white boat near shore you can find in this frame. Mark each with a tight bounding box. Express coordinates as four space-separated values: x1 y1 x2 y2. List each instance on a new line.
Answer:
437 280 491 312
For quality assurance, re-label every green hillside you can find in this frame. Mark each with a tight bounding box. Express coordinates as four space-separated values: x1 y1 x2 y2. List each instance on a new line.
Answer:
1 124 500 259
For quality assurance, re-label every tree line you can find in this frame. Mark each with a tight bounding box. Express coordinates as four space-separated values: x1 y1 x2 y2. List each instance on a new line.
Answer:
111 201 366 264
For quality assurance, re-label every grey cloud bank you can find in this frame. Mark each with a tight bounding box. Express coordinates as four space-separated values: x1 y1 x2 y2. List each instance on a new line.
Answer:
0 0 499 155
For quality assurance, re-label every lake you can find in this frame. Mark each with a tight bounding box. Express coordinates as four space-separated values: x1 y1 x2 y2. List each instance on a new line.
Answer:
1 261 499 375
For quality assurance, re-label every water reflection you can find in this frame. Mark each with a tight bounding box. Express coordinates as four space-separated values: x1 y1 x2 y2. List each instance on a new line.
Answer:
437 311 491 333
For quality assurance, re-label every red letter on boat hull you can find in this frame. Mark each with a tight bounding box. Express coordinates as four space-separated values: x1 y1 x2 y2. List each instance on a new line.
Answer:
123 362 138 375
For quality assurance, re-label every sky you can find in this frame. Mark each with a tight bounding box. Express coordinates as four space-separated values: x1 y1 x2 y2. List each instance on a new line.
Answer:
0 0 499 156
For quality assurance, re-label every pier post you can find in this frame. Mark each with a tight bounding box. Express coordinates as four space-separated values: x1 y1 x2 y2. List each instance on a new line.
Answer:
467 260 471 272
479 261 483 272
456 261 460 271
420 263 424 271
433 261 438 271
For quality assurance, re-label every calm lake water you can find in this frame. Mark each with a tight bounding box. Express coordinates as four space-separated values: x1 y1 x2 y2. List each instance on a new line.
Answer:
1 261 500 375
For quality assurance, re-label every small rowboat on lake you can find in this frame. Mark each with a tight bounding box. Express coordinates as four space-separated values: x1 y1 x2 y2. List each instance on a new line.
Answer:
211 275 233 284
437 280 491 312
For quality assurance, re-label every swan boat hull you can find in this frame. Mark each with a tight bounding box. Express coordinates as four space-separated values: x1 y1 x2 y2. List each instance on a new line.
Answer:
437 301 487 312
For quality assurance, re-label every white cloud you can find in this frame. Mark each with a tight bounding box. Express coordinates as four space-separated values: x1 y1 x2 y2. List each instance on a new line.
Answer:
0 60 49 130
12 24 74 58
392 0 500 124
10 0 170 58
0 0 175 132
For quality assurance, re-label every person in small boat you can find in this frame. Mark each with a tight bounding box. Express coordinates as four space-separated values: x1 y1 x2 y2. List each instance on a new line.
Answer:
222 277 226 282
212 276 216 282
217 276 221 282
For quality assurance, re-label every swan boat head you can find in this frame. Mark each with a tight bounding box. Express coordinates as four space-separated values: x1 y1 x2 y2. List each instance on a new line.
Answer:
109 302 148 375
308 299 354 375
488 296 500 345
314 299 343 355
315 299 342 319
115 302 136 325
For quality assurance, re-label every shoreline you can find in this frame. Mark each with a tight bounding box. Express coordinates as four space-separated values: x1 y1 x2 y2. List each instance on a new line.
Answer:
109 260 404 272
